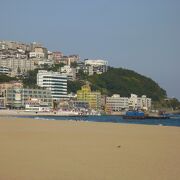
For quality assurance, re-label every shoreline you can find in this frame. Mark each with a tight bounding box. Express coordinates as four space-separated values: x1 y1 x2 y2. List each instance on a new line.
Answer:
1 109 180 128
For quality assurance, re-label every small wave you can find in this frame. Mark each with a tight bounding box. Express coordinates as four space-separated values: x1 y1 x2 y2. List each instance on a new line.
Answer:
34 117 55 121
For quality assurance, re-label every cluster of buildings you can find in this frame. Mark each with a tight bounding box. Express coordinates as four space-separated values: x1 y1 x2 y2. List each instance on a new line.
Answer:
0 79 151 114
0 40 108 78
0 40 152 114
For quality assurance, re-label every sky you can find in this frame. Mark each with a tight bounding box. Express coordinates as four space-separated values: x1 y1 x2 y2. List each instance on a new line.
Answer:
0 0 180 100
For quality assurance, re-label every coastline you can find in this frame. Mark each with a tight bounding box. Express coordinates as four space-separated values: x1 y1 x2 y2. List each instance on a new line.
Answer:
0 115 180 180
0 109 81 117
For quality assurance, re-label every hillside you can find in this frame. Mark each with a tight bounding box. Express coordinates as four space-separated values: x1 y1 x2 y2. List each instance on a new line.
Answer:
69 67 167 101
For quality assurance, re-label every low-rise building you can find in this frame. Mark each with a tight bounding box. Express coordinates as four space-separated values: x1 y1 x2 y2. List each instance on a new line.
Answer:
77 84 101 110
129 94 151 110
106 94 129 113
5 88 52 109
105 94 152 113
84 59 108 75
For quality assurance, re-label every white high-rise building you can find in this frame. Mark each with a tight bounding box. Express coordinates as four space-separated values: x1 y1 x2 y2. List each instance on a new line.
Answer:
37 70 67 99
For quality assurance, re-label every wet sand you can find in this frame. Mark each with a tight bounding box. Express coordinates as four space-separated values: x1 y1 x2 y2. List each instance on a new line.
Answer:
0 116 180 180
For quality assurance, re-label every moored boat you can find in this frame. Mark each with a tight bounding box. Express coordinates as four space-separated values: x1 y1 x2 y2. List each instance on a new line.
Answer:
123 110 170 119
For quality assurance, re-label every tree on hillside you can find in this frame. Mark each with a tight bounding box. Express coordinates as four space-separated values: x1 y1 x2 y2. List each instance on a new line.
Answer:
0 74 17 83
22 69 39 88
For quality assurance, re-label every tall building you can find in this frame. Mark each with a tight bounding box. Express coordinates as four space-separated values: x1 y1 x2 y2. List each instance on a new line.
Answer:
37 70 67 99
77 84 101 110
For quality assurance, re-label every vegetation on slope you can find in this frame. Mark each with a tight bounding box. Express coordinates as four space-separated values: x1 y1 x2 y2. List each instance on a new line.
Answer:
0 74 17 83
90 67 167 101
69 67 167 101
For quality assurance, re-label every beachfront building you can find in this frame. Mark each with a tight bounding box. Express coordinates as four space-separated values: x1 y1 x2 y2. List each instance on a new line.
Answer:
25 98 51 112
84 59 108 75
129 94 151 110
137 95 152 111
105 94 129 113
5 87 52 109
37 70 67 100
77 84 101 110
0 81 23 100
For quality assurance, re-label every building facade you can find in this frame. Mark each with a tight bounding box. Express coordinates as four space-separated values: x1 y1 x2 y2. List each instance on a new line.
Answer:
77 84 101 110
37 70 67 99
0 58 35 75
128 94 151 110
5 88 52 109
106 94 129 113
84 59 108 75
60 65 76 81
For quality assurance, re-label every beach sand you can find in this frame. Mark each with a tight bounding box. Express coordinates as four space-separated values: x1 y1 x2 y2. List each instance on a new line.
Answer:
0 116 180 180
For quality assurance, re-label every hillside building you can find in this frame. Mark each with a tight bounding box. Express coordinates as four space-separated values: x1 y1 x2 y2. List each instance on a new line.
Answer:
0 58 35 75
60 65 76 81
84 59 108 75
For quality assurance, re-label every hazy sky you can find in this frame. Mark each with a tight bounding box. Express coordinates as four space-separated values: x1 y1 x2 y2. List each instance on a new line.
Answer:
0 0 180 100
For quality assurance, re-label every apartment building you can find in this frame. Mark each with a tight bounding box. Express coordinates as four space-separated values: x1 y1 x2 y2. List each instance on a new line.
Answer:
0 58 35 75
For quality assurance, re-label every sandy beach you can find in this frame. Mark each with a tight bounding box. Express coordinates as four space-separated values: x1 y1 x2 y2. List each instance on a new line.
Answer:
0 115 180 180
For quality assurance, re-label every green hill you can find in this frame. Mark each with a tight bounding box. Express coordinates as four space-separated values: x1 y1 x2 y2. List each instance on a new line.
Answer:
69 67 167 101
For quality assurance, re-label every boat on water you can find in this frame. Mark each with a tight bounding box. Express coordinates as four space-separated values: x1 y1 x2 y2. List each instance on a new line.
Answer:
123 110 170 119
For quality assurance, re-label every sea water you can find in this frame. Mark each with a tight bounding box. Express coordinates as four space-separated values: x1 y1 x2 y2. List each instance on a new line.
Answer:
18 114 180 127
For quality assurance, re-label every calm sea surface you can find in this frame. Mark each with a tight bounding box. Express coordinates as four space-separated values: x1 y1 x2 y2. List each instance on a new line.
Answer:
19 114 180 127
